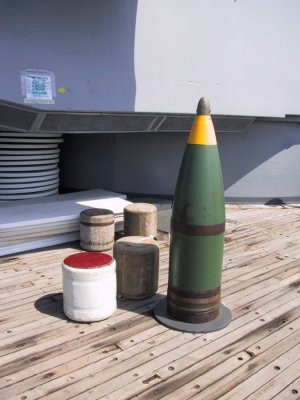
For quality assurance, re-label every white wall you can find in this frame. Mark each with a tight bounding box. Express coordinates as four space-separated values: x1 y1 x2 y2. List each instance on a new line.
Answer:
1 0 300 117
134 0 300 116
2 0 300 202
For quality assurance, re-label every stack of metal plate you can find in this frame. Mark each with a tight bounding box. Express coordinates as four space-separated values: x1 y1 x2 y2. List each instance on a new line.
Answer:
0 132 63 201
0 189 131 256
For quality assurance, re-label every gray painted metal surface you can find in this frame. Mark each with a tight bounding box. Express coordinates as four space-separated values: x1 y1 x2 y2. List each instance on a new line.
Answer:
0 100 255 134
154 299 232 333
1 0 300 116
59 121 300 204
0 100 299 203
1 0 300 202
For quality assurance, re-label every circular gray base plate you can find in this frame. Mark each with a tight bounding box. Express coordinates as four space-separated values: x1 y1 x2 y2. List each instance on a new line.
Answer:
154 298 232 333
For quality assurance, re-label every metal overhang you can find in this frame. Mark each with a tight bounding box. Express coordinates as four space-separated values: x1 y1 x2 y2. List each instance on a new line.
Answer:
3 99 295 135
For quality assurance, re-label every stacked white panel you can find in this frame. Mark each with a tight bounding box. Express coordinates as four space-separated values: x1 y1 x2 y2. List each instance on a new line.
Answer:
0 132 63 200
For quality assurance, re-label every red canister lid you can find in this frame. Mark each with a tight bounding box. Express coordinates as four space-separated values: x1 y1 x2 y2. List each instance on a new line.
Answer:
63 252 113 269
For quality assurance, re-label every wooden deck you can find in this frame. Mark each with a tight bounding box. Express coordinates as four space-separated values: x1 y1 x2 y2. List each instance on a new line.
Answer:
1 204 300 399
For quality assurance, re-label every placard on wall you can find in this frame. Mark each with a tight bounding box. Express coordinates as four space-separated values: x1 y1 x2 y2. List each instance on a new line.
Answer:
20 69 56 104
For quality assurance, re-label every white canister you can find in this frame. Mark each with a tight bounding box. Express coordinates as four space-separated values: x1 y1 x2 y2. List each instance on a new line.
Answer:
62 252 116 322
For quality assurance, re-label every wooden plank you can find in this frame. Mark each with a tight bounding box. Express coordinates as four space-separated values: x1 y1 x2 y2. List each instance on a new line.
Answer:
0 300 157 360
0 204 300 400
109 351 252 400
245 359 300 399
26 293 299 400
0 321 169 398
213 337 300 400
271 375 300 400
3 326 180 399
132 312 300 400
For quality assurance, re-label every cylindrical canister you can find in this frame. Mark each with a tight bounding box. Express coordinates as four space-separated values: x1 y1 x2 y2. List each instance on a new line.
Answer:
124 203 157 238
113 236 159 299
80 208 114 251
62 252 117 322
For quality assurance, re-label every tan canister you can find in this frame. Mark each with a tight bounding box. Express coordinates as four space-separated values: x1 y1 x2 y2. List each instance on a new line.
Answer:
113 236 159 299
80 208 114 251
124 203 157 237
